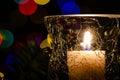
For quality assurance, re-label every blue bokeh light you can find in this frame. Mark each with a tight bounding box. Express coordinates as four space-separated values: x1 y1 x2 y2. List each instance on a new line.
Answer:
6 53 15 71
61 1 80 14
57 0 75 9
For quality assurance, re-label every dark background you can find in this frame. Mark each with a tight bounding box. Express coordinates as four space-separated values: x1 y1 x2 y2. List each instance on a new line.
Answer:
0 0 120 31
0 0 120 80
0 0 120 41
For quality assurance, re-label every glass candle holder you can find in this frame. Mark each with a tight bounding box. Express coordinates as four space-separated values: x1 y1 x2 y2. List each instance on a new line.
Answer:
44 14 120 80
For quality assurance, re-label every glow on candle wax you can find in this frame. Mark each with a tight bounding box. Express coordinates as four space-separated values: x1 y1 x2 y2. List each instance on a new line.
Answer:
67 51 105 80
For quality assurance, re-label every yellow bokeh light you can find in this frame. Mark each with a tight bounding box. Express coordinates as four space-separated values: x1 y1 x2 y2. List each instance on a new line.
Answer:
0 72 4 78
34 0 50 5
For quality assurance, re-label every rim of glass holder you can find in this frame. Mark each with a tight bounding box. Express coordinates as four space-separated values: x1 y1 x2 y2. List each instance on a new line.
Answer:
44 14 120 18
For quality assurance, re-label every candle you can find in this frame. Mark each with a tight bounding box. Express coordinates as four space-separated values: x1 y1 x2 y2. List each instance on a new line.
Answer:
67 31 105 80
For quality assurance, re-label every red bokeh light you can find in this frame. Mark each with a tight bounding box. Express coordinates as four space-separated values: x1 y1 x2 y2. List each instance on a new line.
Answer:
18 0 38 16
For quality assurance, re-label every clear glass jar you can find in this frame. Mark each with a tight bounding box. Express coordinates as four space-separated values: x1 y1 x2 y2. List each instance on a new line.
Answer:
44 14 120 80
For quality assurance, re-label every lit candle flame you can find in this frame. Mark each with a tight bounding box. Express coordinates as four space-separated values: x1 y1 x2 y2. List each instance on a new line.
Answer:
81 31 92 50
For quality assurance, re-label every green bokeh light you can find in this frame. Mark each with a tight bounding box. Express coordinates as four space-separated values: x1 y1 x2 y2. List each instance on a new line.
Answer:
0 29 14 48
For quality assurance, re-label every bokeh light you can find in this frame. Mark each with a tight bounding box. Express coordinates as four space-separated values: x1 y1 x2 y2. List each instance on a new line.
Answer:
14 0 28 4
0 29 14 48
61 1 80 14
0 33 3 45
57 0 75 9
6 53 15 71
34 0 50 5
18 0 38 16
0 72 4 78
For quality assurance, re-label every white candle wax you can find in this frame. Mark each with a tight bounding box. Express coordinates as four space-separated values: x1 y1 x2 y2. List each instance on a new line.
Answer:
67 50 105 80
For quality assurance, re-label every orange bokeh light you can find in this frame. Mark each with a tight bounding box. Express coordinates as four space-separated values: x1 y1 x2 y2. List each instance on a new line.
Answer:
0 33 3 45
